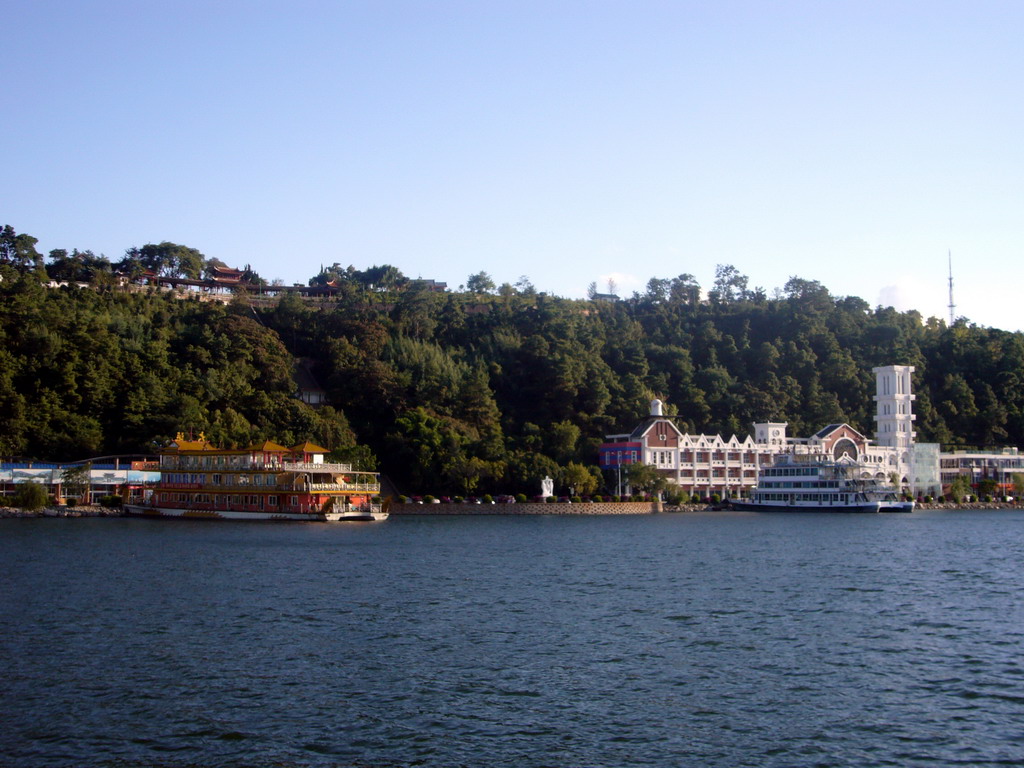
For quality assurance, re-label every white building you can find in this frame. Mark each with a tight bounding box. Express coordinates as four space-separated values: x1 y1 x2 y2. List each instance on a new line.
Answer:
873 365 916 487
601 365 918 498
602 362 1024 500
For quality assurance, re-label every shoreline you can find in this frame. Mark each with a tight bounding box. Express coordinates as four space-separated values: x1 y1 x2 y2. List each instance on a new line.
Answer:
0 505 126 519
4 501 1022 519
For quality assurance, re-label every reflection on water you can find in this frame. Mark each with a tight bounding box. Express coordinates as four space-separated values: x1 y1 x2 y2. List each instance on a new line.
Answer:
2 511 1024 767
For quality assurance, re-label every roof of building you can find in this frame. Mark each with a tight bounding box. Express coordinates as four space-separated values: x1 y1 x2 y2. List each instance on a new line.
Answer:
168 433 218 451
250 440 289 453
629 416 682 441
290 441 329 454
813 423 867 440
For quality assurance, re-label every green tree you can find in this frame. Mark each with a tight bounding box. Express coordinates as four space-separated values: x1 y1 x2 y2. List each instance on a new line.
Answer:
360 264 406 291
130 242 206 279
561 461 599 497
548 420 581 463
669 273 701 305
624 462 669 497
515 275 535 295
0 225 45 273
13 480 49 511
61 463 91 502
391 284 439 339
47 249 112 283
1012 473 1024 499
708 264 749 304
308 262 355 287
977 477 998 499
948 474 972 503
466 271 496 294
448 455 489 496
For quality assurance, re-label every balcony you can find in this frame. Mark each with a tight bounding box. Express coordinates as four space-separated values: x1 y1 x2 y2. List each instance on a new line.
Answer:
283 461 354 474
308 482 381 493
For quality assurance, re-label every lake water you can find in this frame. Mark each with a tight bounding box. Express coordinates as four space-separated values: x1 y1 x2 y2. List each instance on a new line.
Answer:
3 511 1024 768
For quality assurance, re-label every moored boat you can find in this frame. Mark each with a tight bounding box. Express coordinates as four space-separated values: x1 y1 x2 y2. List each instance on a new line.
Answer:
729 453 882 513
868 488 916 513
124 433 385 522
324 497 390 522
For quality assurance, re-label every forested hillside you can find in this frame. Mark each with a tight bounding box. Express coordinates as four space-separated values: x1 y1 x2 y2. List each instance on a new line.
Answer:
3 225 1023 496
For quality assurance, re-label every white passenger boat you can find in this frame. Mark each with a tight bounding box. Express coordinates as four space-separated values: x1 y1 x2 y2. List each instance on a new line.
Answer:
730 454 882 513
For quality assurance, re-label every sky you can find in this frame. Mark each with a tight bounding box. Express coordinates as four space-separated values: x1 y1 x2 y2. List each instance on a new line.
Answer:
4 1 1022 330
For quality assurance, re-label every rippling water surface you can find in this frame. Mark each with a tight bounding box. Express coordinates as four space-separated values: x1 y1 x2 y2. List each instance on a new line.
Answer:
3 511 1024 767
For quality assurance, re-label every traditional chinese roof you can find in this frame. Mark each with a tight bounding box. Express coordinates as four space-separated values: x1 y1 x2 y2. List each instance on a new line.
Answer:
250 440 289 453
290 441 329 454
211 265 244 277
168 432 219 452
208 265 247 285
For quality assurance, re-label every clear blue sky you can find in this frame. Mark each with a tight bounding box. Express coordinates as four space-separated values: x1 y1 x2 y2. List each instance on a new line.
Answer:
5 1 1022 330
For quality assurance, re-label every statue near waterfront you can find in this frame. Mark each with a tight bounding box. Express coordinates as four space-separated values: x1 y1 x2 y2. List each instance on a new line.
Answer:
541 476 554 499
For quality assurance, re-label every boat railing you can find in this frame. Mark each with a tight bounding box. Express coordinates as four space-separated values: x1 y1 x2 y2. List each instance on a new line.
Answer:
283 461 354 473
337 500 382 511
308 482 381 493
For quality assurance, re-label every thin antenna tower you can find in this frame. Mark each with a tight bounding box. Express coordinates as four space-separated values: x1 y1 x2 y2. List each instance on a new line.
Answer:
947 250 956 326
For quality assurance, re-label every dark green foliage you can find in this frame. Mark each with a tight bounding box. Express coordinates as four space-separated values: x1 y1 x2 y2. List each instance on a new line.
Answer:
61 463 91 501
0 262 361 462
309 263 408 292
46 249 113 283
948 475 972 503
119 242 206 280
6 227 1024 498
12 481 48 510
0 225 45 275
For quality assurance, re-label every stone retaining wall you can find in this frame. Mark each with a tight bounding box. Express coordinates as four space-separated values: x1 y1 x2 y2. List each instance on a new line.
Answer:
0 505 125 519
391 501 662 515
916 502 1023 510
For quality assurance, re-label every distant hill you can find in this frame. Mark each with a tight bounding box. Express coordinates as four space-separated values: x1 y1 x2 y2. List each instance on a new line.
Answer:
3 229 1022 496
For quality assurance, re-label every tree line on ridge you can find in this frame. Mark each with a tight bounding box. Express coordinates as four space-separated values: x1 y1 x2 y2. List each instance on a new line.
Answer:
2 225 1020 498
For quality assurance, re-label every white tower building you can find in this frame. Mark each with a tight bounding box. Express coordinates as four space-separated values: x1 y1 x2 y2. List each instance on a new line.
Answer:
873 365 916 485
753 422 788 448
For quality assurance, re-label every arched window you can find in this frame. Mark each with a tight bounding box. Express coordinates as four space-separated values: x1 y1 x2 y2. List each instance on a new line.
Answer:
832 438 858 462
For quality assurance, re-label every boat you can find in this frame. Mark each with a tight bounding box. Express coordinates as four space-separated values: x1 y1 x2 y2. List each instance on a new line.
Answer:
124 433 387 522
325 497 390 522
729 453 882 513
867 487 916 513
